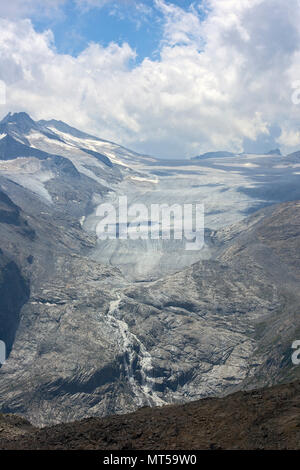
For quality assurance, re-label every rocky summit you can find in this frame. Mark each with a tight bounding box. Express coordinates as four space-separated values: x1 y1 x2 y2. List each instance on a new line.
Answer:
0 112 299 430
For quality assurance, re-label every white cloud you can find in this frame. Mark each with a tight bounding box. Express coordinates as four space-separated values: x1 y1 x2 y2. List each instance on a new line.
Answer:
0 0 67 20
0 0 300 157
154 0 204 47
0 0 120 19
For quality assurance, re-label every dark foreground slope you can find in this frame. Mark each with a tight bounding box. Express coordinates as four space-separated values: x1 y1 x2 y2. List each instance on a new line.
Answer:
0 380 299 450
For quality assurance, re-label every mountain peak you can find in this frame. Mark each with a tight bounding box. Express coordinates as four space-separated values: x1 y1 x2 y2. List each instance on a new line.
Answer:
38 118 99 141
0 111 38 135
1 111 34 124
192 151 235 160
266 148 281 156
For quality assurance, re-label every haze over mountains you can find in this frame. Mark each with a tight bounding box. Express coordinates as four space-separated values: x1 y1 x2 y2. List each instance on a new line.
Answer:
0 112 299 426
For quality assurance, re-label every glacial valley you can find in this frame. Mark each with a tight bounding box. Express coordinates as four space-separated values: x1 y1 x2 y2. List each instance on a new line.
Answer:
0 112 299 426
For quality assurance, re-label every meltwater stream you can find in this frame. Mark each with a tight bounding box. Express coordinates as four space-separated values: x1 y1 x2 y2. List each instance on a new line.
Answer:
106 295 165 407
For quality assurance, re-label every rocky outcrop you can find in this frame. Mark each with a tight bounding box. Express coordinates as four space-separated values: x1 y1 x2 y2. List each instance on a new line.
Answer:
1 380 299 450
0 256 29 359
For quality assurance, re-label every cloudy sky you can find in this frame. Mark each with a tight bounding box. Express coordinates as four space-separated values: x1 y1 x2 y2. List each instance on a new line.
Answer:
0 0 300 158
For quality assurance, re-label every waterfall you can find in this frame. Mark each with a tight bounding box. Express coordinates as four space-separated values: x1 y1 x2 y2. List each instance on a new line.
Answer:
106 296 165 407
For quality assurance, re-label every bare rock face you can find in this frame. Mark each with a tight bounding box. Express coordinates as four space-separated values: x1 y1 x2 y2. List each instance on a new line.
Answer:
0 193 299 426
0 256 29 359
0 181 130 426
0 414 33 441
112 201 300 405
1 380 300 450
0 112 299 427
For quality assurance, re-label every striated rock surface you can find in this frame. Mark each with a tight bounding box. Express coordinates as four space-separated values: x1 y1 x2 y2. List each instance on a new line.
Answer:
0 112 300 427
0 380 300 450
0 193 299 426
